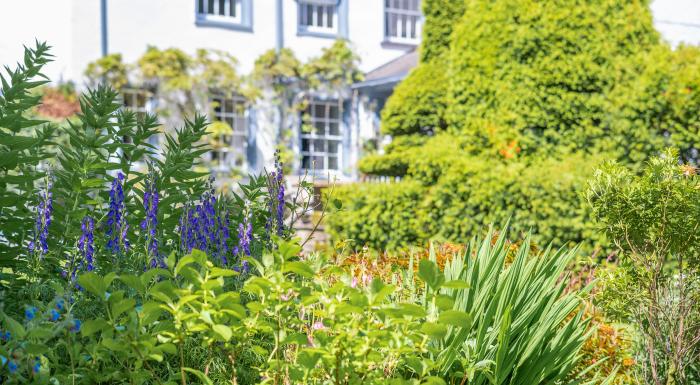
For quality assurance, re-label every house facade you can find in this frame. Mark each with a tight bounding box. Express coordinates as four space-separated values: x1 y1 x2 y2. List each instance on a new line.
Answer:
0 0 423 181
1 0 698 181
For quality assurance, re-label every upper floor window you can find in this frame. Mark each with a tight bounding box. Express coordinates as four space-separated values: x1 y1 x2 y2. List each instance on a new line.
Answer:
196 0 252 30
385 0 422 44
210 94 248 169
301 100 342 172
298 0 339 36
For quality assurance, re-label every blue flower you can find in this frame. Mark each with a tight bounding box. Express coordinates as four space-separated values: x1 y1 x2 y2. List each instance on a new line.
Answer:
106 173 129 254
25 306 37 321
8 360 17 373
78 216 95 271
71 319 81 333
1 330 10 342
32 357 40 373
0 355 6 365
49 309 60 322
28 175 53 258
56 299 65 311
141 172 162 268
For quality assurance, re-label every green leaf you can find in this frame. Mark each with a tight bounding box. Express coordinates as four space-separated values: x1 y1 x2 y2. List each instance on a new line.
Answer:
282 261 314 278
3 314 26 339
183 368 214 385
442 280 470 289
81 319 109 337
78 272 106 297
418 259 444 291
438 310 471 327
212 324 232 341
420 322 447 340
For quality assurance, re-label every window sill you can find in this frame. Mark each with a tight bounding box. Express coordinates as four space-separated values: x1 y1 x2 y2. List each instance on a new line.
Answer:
195 18 253 32
297 28 338 39
381 38 420 48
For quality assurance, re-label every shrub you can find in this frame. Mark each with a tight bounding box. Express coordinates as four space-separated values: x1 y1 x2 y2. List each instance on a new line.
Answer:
587 149 700 384
446 0 659 158
333 147 606 254
380 61 449 137
327 180 427 250
419 0 466 62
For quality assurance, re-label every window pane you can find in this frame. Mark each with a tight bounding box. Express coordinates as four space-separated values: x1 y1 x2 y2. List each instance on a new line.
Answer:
314 103 326 118
208 0 214 14
313 156 324 170
219 0 225 15
329 122 339 136
329 105 339 119
224 99 234 112
313 139 326 152
230 0 237 17
302 139 310 151
328 156 338 170
302 156 311 170
199 0 205 13
314 120 326 135
328 140 339 154
213 98 222 113
327 6 334 28
306 5 314 25
316 6 324 27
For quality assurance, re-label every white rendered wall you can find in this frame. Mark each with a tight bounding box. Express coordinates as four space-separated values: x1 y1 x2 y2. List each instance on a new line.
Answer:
651 0 700 46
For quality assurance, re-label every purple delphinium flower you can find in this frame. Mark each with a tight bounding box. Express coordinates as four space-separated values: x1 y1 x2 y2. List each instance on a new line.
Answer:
28 175 53 258
235 209 253 268
141 172 162 268
78 216 95 271
266 151 286 239
176 180 232 266
106 173 129 254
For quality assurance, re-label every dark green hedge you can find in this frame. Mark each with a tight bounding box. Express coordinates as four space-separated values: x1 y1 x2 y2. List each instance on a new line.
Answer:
332 144 606 252
420 0 466 62
380 61 448 137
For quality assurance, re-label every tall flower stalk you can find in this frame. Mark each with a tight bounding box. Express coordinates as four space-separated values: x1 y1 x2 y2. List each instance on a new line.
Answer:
141 171 162 268
177 180 230 266
266 150 286 238
28 174 53 259
78 216 95 271
106 173 129 254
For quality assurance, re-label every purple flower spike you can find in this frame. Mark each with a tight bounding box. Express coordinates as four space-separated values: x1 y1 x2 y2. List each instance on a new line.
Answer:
78 216 95 271
141 172 162 268
29 175 53 258
106 173 129 254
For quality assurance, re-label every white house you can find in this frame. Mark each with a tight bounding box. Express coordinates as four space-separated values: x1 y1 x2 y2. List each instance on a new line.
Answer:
0 0 698 181
0 0 422 182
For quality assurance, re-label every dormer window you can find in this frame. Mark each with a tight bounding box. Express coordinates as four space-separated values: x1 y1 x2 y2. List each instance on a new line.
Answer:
385 0 422 44
298 0 340 37
196 0 252 30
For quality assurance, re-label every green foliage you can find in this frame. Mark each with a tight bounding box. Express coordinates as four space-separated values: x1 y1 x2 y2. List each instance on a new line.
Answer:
432 231 592 384
419 0 465 62
84 53 128 90
0 41 56 272
447 0 659 158
334 137 605 253
380 62 448 136
587 149 700 384
328 180 427 250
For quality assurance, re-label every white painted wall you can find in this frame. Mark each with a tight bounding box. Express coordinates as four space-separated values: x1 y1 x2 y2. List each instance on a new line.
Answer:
0 0 416 84
651 0 700 47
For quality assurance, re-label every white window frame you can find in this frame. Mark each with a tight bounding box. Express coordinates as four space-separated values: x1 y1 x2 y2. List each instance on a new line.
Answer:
209 93 249 171
384 0 422 44
300 99 343 173
196 0 249 28
298 1 339 35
